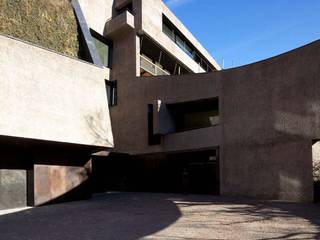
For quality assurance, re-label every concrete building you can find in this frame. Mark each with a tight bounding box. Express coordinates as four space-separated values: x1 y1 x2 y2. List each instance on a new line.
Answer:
0 32 114 209
82 0 318 202
0 0 319 209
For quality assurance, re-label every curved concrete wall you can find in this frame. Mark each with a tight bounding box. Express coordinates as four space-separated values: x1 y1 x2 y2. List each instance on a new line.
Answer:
111 40 320 201
219 40 320 202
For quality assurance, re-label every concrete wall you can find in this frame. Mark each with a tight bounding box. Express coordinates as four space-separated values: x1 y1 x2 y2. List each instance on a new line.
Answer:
0 35 113 148
78 0 115 35
0 170 27 209
110 40 320 202
0 140 94 208
33 151 92 206
219 40 320 202
134 0 221 72
111 72 222 154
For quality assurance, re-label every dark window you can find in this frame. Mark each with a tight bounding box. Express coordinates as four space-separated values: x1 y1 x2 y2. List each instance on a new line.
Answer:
168 98 219 132
105 80 117 106
148 104 161 145
90 30 112 68
140 35 190 77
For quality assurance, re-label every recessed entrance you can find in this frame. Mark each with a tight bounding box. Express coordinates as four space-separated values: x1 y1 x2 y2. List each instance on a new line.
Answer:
92 149 220 195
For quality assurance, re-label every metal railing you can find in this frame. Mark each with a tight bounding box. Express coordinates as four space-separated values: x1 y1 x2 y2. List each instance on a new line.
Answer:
140 55 170 76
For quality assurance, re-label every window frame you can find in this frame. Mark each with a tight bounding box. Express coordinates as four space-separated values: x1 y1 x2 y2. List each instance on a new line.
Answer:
105 80 117 107
90 29 113 68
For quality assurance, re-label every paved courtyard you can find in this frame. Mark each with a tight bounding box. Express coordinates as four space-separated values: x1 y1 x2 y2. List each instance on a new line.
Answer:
0 192 320 240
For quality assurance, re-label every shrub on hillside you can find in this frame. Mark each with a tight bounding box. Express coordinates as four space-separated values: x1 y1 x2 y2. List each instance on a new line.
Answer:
0 0 80 57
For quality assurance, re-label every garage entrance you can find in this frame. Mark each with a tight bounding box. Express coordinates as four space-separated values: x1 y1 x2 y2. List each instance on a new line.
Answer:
92 149 220 195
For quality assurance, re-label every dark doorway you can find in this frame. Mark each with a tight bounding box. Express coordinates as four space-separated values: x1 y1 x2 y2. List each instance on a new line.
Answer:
92 149 220 195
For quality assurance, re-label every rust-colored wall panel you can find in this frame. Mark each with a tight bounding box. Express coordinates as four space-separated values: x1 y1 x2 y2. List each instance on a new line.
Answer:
34 159 92 206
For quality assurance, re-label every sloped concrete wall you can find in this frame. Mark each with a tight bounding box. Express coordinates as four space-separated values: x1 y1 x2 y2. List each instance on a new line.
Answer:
0 35 113 148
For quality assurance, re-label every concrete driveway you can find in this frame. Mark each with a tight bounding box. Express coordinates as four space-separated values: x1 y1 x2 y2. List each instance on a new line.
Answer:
0 192 319 240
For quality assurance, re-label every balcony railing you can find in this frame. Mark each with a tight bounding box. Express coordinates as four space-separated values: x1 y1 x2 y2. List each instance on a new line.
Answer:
140 55 170 76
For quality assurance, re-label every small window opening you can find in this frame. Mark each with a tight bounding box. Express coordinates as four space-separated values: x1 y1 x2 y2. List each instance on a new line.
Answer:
105 80 117 106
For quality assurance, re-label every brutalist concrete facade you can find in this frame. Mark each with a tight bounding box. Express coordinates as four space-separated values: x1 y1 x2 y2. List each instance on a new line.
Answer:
0 34 114 209
0 0 318 209
88 0 316 202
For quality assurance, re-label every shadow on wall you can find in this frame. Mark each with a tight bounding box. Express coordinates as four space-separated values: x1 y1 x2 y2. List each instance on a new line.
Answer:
85 111 113 147
221 41 320 202
31 147 94 206
270 43 320 202
36 173 92 207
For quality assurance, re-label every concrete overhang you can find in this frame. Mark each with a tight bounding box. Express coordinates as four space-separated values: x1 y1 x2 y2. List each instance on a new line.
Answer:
0 35 114 149
104 11 135 40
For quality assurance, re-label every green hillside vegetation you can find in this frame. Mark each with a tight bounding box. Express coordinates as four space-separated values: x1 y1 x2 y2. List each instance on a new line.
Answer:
0 0 80 57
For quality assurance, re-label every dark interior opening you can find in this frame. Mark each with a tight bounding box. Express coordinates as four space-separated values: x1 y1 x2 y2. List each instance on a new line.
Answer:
140 35 190 76
92 149 220 195
313 139 320 203
168 98 219 132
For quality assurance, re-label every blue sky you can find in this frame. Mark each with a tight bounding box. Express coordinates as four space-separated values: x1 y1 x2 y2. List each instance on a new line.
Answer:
164 0 320 69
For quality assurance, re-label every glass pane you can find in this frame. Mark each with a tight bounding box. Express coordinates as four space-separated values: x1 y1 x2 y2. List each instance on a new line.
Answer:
176 35 185 49
93 37 109 67
163 23 175 41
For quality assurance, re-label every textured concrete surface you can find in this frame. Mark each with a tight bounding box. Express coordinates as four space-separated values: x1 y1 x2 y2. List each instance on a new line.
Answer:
0 34 113 148
31 148 94 206
0 170 27 210
110 39 320 201
78 0 114 36
33 162 91 206
105 10 135 39
0 192 319 240
220 40 320 202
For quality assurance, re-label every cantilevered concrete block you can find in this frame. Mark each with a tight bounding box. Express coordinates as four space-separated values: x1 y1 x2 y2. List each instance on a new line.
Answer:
0 35 114 149
105 11 135 39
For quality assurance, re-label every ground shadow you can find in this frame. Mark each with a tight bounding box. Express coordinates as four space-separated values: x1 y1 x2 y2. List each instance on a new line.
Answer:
0 192 181 240
1 193 320 240
177 196 320 240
